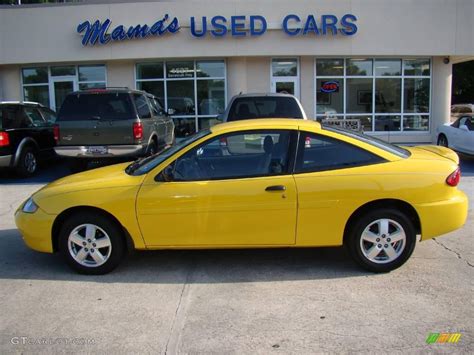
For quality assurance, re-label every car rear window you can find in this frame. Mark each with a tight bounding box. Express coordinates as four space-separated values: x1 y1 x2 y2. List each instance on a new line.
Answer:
228 97 303 121
58 93 134 121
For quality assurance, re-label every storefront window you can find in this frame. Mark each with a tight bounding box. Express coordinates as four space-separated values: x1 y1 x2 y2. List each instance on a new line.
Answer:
315 58 431 132
22 65 107 111
136 60 227 138
272 58 297 77
347 78 373 113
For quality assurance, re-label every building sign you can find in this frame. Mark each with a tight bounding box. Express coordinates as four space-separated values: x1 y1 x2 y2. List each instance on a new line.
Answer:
320 80 340 93
77 14 357 46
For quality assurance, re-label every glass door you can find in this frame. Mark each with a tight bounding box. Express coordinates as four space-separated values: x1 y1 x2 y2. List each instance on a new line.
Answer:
50 77 78 112
271 79 299 98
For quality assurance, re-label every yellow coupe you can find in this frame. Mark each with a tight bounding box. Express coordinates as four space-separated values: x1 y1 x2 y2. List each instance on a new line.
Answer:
15 119 468 274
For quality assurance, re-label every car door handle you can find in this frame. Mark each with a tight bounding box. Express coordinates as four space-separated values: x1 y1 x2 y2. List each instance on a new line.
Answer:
265 185 286 192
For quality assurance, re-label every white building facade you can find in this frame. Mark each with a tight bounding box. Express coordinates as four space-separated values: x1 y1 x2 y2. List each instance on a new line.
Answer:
0 0 473 141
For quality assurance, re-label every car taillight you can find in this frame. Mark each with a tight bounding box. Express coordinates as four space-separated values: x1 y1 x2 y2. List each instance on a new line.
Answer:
446 167 461 187
0 132 10 147
133 122 143 140
53 125 60 143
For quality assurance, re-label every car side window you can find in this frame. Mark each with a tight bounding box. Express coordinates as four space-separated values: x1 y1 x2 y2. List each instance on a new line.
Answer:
24 107 46 127
295 132 384 173
459 116 474 130
133 94 152 119
39 108 57 124
169 130 293 181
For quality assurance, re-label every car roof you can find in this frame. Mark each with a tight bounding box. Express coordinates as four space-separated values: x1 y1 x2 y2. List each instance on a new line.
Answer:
0 101 45 107
211 118 321 134
232 92 298 98
69 87 148 95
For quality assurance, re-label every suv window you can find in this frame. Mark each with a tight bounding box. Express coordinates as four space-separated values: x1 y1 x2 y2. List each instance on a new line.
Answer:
0 106 18 129
58 93 134 121
24 107 46 127
133 94 152 119
295 132 384 173
171 130 293 181
228 97 303 121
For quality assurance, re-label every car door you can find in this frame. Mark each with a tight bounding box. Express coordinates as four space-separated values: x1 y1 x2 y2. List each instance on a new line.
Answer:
23 106 49 150
292 131 387 247
136 129 298 246
458 116 474 153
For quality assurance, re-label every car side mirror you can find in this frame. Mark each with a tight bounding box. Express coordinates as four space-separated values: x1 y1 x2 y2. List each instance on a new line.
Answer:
460 124 469 131
167 108 176 116
216 114 223 123
156 165 174 182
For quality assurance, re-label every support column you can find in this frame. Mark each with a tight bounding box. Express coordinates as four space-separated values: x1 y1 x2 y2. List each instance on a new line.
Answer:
431 57 452 142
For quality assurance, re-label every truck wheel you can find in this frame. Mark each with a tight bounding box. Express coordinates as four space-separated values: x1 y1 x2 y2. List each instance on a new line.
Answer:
16 146 38 177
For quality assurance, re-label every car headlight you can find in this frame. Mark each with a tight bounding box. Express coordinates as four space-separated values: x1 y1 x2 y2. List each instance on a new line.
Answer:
22 197 38 214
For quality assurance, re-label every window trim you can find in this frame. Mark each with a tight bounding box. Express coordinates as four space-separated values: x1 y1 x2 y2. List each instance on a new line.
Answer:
293 130 386 174
163 129 298 182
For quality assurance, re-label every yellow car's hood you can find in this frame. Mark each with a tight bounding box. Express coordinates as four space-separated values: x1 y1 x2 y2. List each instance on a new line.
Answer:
34 162 145 200
405 145 459 164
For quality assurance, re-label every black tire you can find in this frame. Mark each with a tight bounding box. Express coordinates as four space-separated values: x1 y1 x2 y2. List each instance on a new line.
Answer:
346 209 416 273
437 134 448 147
147 139 158 156
16 146 38 177
59 212 125 275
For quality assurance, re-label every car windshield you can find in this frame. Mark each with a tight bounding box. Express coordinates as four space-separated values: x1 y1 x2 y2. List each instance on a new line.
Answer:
228 97 303 121
323 126 411 158
127 129 211 175
58 93 134 121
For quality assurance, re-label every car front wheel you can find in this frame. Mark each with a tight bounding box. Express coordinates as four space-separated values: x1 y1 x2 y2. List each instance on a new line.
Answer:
347 209 416 273
59 212 125 275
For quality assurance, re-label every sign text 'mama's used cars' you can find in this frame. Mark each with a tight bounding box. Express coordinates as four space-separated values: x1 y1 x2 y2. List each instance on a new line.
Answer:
54 88 175 171
15 119 468 275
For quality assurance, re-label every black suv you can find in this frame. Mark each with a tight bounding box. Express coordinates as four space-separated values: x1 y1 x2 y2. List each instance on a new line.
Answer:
0 102 57 177
54 88 175 170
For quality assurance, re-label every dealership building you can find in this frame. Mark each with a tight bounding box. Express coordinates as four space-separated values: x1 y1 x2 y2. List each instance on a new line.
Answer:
0 0 473 142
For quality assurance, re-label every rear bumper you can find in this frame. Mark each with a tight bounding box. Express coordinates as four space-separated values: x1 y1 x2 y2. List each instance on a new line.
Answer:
416 190 469 241
55 145 145 158
0 154 12 167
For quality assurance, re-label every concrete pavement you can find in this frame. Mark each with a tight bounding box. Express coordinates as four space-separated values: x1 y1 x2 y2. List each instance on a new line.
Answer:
0 159 472 354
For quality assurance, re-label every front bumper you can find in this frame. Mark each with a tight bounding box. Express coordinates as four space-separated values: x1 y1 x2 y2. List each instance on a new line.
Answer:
0 154 12 167
55 145 145 158
416 190 468 241
15 206 55 253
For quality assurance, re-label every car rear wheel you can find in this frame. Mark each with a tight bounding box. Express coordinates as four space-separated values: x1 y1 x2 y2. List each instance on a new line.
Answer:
437 134 448 147
59 212 125 275
16 146 38 177
347 209 416 273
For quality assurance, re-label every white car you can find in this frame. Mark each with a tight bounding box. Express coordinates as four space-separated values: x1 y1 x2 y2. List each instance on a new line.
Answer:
437 115 474 156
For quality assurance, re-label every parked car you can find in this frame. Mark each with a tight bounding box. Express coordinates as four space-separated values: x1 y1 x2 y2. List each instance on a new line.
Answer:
450 104 473 123
437 115 474 156
0 101 56 177
54 88 175 171
220 93 307 122
16 119 467 275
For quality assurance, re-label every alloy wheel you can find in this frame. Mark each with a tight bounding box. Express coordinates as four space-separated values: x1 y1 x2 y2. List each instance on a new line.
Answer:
67 223 112 267
24 152 37 173
359 218 406 264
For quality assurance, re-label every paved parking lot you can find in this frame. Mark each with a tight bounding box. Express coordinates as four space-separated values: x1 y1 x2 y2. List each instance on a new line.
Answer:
0 158 473 354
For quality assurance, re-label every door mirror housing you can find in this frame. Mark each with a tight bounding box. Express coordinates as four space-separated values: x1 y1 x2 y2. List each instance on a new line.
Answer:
167 108 176 116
